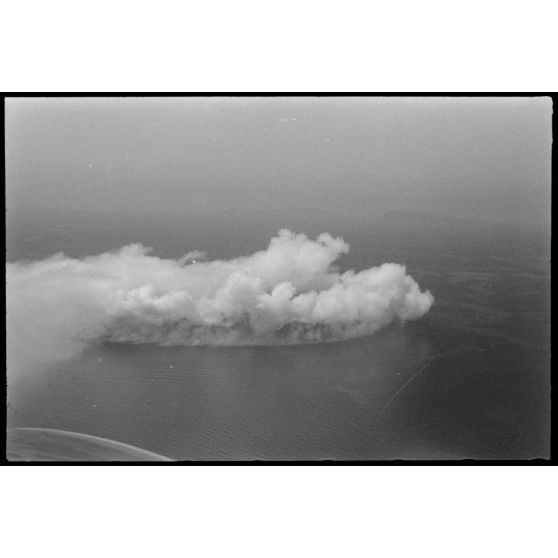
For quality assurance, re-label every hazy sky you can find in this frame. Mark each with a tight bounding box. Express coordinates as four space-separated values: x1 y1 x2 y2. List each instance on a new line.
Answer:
5 96 552 226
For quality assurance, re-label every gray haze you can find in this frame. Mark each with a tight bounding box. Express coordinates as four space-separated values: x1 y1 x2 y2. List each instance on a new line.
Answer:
5 96 552 226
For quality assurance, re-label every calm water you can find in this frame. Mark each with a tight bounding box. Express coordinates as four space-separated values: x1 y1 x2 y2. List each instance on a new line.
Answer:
6 210 551 460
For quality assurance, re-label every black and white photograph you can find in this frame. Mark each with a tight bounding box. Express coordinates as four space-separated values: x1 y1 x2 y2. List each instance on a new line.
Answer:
5 95 551 462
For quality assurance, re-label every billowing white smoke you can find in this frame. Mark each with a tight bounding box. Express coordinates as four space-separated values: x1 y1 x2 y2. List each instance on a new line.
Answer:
7 230 433 375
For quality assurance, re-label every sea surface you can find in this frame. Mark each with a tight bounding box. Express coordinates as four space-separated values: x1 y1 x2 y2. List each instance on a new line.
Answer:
6 209 551 460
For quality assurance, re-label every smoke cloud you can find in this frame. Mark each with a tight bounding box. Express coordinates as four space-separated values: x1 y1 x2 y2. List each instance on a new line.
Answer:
7 230 433 376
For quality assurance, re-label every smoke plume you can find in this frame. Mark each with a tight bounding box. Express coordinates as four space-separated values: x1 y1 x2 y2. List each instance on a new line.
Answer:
7 230 433 376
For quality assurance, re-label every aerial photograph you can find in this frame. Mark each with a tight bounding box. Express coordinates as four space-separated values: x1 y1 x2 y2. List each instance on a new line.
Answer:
5 96 551 461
